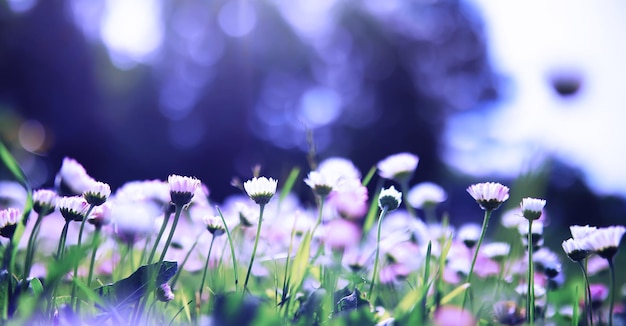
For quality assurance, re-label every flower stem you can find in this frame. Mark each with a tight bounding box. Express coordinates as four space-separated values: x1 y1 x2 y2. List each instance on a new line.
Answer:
462 209 492 311
217 207 238 292
577 260 593 326
23 211 46 280
527 220 535 325
368 206 388 300
312 195 326 235
158 205 183 264
56 220 70 261
243 203 266 293
147 210 172 264
71 204 95 309
608 257 616 326
87 227 101 287
198 236 216 311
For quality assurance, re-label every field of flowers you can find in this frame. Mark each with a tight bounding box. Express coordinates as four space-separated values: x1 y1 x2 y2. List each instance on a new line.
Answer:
0 140 624 325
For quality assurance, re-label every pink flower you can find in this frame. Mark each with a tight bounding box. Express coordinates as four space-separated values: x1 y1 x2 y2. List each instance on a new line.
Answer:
328 178 368 219
467 182 509 211
433 306 476 326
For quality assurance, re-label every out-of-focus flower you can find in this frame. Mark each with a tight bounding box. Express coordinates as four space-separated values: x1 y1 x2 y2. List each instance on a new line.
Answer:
378 186 402 211
457 223 481 249
466 182 509 211
377 152 419 182
203 216 225 236
318 157 361 180
168 175 201 207
328 178 368 219
433 306 476 326
324 219 361 251
243 177 277 205
58 196 90 222
493 301 525 326
0 181 27 209
110 204 155 244
88 203 112 229
482 242 511 261
304 170 338 197
586 225 626 260
520 197 546 221
518 220 544 246
0 208 20 238
55 157 95 195
562 238 592 262
83 180 111 206
33 189 57 216
407 182 447 209
589 283 610 308
533 248 562 279
156 283 175 302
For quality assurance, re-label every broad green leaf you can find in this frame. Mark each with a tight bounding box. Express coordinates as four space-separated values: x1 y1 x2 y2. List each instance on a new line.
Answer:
288 230 312 298
95 261 178 307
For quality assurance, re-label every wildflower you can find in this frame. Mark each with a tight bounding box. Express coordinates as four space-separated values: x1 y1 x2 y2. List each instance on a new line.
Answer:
457 223 481 249
55 157 94 194
407 182 447 209
466 182 509 211
482 242 511 261
378 186 402 211
570 225 598 240
534 248 562 279
433 306 476 326
518 220 544 245
589 283 609 309
520 197 546 221
243 176 278 205
0 208 20 238
203 216 225 236
304 170 338 197
156 283 175 302
33 189 57 215
324 219 361 251
377 152 419 182
318 157 361 180
58 196 90 222
328 178 368 219
168 175 201 207
562 239 593 263
586 225 626 260
493 301 526 326
83 180 111 206
87 203 112 229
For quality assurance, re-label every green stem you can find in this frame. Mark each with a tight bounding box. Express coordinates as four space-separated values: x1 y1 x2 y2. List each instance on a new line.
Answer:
217 207 238 292
198 236 216 312
56 221 70 261
527 220 535 325
71 204 95 309
311 195 326 235
243 203 266 293
608 258 616 326
87 228 101 287
148 210 172 264
462 209 492 311
368 206 388 300
577 260 594 326
158 205 183 264
23 211 46 280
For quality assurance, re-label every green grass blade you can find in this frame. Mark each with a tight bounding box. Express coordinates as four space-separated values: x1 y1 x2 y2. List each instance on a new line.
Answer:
361 166 377 187
439 283 470 306
216 206 239 292
278 167 300 208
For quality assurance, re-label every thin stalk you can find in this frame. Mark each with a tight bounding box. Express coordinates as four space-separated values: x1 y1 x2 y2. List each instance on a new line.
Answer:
577 260 594 326
311 195 326 235
368 206 389 300
608 258 616 326
198 235 216 309
87 227 102 287
56 221 70 261
23 211 46 280
217 207 238 292
158 205 183 264
462 209 493 310
148 210 172 264
527 220 535 325
243 203 266 292
72 204 95 309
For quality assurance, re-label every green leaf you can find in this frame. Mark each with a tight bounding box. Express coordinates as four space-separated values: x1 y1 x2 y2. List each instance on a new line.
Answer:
288 230 312 299
361 165 377 187
95 261 178 308
439 283 470 306
278 167 300 208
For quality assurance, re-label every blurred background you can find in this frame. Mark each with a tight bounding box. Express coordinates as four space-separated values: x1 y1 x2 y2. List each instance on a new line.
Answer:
1 0 626 229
